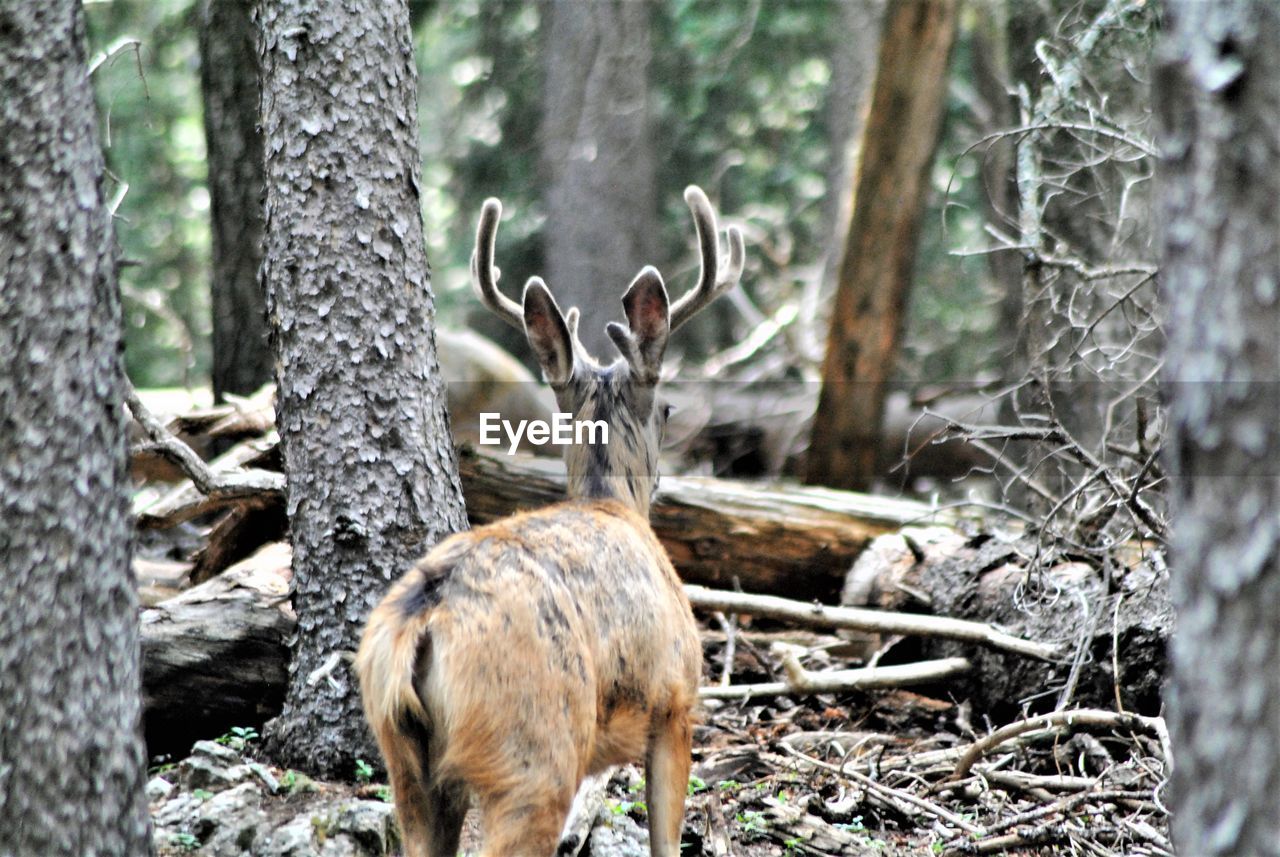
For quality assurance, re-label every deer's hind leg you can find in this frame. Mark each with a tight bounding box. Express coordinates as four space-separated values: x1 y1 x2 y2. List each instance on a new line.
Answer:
474 785 576 857
645 705 694 857
379 722 468 857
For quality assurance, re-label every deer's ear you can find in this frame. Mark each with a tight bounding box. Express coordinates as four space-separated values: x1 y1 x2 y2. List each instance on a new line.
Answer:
617 266 670 383
523 278 574 387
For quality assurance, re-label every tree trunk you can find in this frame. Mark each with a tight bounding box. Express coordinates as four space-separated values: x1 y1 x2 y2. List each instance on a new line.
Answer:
539 0 659 358
0 2 151 852
257 0 469 778
805 0 958 491
201 0 273 402
1156 4 1280 854
819 0 885 293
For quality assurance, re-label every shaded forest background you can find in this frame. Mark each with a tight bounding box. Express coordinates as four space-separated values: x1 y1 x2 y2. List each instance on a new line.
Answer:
90 0 1003 393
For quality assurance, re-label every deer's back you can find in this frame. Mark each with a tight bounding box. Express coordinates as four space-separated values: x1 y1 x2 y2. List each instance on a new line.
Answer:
386 499 700 787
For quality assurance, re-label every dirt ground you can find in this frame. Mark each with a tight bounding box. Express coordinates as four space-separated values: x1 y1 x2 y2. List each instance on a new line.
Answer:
151 616 1170 857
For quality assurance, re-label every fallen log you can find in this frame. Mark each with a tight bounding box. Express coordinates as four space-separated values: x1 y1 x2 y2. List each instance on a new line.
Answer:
140 543 293 759
133 434 947 601
458 447 944 601
841 527 1171 716
140 539 1059 753
700 657 972 700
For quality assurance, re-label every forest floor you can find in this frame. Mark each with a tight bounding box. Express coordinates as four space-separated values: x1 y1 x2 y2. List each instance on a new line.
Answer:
136 390 1171 856
148 616 1171 857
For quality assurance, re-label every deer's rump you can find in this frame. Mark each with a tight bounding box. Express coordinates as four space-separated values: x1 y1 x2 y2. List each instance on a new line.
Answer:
360 498 700 794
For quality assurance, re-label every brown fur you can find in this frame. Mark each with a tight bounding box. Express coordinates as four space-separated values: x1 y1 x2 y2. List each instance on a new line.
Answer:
357 187 741 857
356 502 699 857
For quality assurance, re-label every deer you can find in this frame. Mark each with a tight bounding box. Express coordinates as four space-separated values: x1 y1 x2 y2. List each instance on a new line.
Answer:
355 186 745 857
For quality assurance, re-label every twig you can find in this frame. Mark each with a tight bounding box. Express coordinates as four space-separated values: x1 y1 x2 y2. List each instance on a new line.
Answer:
979 769 1095 795
126 385 286 508
684 585 1061 661
949 709 1168 782
780 744 983 836
983 788 1150 838
699 657 970 701
713 611 738 688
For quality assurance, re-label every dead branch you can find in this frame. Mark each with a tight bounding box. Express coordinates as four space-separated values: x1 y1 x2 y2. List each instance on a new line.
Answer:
949 708 1170 782
780 743 983 836
127 384 284 525
700 657 971 701
684 585 1061 661
133 435 284 529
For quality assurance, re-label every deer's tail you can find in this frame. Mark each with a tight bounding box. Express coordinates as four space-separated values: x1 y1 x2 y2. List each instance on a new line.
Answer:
356 562 446 749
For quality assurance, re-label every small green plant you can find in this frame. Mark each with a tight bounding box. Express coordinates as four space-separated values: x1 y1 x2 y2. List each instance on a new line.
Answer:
354 758 375 783
784 836 804 854
931 841 945 855
279 769 318 795
608 799 647 816
214 725 259 751
311 814 332 845
716 779 741 792
169 832 199 852
687 776 708 796
627 777 646 794
374 785 393 803
735 810 767 838
191 789 213 801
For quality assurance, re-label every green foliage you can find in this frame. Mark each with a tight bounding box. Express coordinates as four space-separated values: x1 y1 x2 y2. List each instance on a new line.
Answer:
608 799 647 817
82 0 1032 392
191 788 213 801
214 725 259 751
418 1 848 351
280 768 319 795
168 831 200 851
735 809 767 839
354 758 375 783
653 1 840 262
687 775 708 796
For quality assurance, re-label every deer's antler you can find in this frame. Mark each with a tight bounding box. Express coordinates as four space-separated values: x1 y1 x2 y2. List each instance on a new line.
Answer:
470 198 524 331
668 186 746 332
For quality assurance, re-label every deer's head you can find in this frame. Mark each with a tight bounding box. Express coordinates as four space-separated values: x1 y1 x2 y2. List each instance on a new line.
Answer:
470 186 744 516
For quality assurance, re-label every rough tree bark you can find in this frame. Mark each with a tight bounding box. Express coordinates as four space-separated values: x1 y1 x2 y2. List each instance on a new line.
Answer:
805 0 958 491
1157 4 1280 854
257 0 468 777
539 0 659 358
0 1 151 852
201 0 273 401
